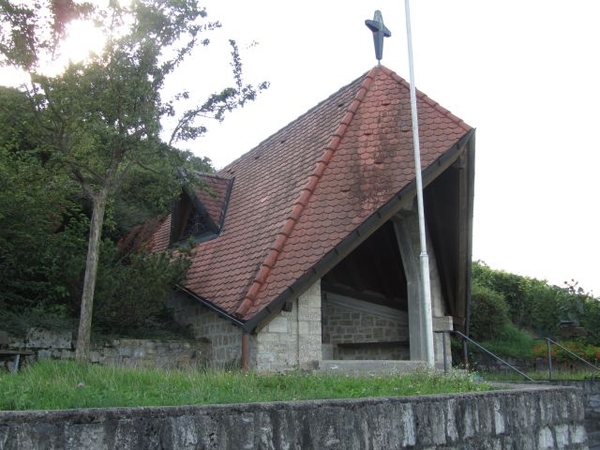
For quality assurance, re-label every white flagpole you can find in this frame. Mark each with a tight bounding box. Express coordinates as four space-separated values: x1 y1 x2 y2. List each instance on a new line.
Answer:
404 0 435 366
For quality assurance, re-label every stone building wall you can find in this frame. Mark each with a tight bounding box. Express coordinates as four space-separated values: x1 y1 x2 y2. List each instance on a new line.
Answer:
252 280 322 371
322 292 409 360
166 292 242 368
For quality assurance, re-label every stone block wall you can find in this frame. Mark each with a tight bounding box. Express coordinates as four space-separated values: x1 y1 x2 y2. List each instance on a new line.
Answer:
90 339 208 369
1 329 208 371
166 292 242 368
252 280 322 371
0 385 589 449
333 343 409 360
556 379 600 448
322 292 409 360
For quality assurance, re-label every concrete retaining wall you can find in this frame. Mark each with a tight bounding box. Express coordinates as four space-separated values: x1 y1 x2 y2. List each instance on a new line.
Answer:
0 385 588 449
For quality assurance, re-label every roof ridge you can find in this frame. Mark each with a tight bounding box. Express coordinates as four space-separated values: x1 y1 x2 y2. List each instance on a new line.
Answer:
233 68 378 319
381 66 471 132
220 74 374 173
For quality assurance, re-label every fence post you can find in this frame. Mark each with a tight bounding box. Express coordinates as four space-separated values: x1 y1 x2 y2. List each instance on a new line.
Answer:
546 339 553 381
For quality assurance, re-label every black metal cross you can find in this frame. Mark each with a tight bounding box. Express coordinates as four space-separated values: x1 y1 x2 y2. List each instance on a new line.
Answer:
365 10 391 63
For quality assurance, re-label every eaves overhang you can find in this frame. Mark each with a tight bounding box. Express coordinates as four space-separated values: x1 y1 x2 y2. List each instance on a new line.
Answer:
176 285 247 329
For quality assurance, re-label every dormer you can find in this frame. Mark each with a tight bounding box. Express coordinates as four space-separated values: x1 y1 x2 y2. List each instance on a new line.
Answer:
169 173 233 246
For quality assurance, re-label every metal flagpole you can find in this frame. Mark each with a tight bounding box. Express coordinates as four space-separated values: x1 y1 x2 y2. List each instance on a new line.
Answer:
404 0 435 366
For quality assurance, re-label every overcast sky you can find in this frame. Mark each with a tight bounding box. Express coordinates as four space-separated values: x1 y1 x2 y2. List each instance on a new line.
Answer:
2 1 598 296
184 0 600 295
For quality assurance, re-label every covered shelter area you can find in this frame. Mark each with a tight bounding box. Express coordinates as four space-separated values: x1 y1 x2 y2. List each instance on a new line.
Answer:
148 65 475 372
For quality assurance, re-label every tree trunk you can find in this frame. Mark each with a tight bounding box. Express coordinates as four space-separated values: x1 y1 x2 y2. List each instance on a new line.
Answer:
75 188 109 362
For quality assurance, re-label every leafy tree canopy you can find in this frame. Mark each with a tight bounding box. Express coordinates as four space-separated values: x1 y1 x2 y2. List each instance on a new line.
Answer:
0 0 268 359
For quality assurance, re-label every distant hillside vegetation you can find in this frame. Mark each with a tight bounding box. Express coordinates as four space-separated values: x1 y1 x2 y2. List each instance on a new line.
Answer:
469 261 600 361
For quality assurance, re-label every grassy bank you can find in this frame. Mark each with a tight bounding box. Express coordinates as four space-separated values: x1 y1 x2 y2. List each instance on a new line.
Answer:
481 369 599 383
0 360 490 411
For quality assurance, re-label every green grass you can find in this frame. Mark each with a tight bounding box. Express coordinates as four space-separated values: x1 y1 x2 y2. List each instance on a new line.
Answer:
0 360 491 411
480 369 599 383
477 324 536 359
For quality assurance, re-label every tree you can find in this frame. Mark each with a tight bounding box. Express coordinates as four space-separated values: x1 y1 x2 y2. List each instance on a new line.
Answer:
0 86 78 310
0 1 267 361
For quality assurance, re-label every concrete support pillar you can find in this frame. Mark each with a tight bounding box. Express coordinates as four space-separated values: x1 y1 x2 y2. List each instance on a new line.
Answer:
393 204 445 365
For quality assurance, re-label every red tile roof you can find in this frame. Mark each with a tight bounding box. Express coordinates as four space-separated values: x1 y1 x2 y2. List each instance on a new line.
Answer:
193 173 233 232
150 65 472 327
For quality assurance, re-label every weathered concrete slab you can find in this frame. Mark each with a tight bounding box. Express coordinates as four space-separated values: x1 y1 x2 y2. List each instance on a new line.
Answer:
318 359 426 376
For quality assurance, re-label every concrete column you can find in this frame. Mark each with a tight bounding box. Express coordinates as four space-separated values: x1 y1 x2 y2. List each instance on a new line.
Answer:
393 204 445 364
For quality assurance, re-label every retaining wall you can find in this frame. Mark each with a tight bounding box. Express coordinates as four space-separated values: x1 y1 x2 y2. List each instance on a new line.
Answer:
555 380 600 449
0 385 588 450
1 329 208 372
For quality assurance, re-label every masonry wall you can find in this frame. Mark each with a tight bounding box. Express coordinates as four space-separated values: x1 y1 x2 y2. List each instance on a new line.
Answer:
252 280 322 371
322 293 409 360
556 380 600 449
166 293 242 368
1 329 208 371
0 386 588 450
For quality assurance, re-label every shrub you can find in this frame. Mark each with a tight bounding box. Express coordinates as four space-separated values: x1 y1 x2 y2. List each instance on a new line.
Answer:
532 340 600 364
93 247 190 334
470 282 510 341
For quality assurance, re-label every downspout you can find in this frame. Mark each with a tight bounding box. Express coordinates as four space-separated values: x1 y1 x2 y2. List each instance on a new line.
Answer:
241 332 249 372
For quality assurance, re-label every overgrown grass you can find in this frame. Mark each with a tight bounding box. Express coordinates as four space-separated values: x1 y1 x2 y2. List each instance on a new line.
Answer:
0 360 491 411
477 324 535 359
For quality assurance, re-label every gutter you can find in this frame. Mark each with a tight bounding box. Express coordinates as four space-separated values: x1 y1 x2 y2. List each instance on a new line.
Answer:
175 285 247 329
176 285 252 370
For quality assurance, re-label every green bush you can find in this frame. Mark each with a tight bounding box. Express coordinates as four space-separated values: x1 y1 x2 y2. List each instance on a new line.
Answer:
472 262 532 328
93 247 190 335
470 282 510 341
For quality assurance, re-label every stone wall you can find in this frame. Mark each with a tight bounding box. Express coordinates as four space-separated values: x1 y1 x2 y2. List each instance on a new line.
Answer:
0 385 588 449
252 280 322 372
555 380 600 449
322 292 409 360
90 339 208 369
166 292 242 368
1 329 208 371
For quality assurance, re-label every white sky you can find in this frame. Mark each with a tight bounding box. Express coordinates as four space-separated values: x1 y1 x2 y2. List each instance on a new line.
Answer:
2 1 598 296
187 0 600 296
